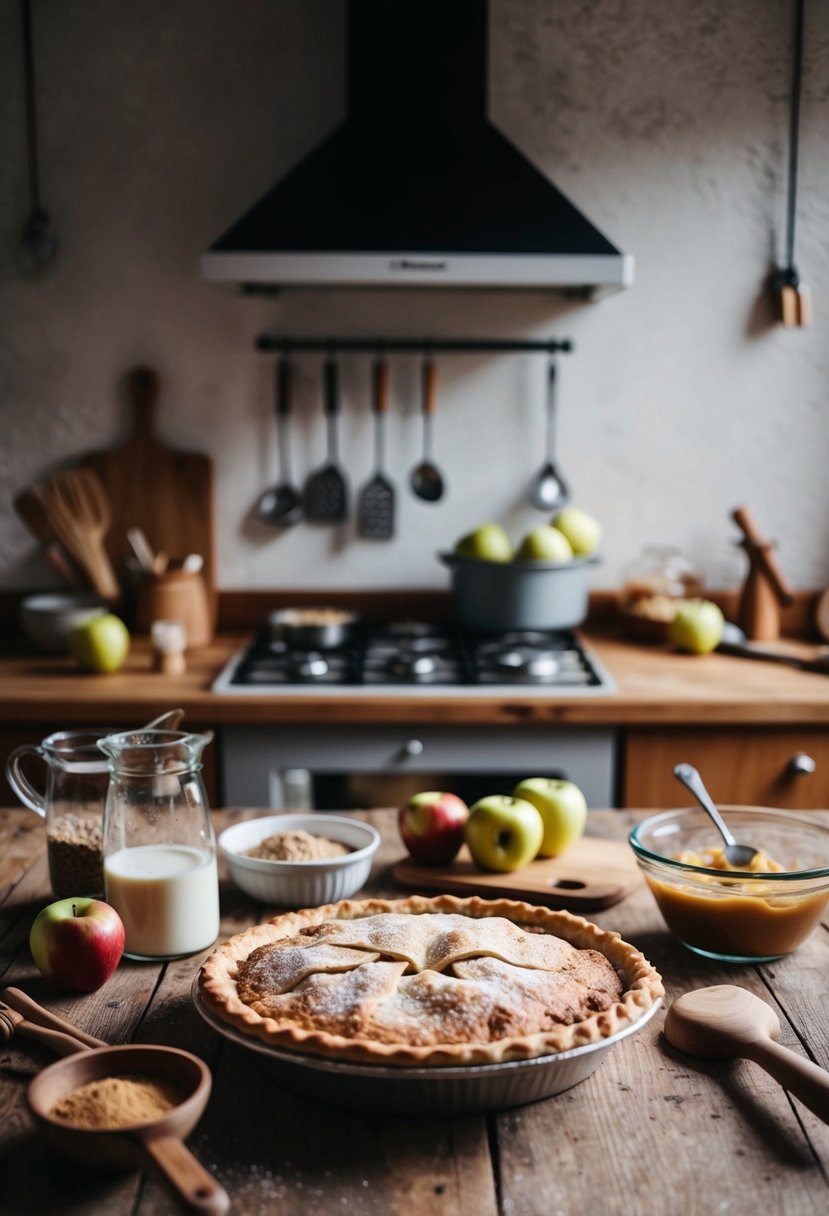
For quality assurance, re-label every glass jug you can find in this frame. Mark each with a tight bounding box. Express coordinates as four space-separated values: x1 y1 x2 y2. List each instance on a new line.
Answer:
98 730 219 961
6 730 111 897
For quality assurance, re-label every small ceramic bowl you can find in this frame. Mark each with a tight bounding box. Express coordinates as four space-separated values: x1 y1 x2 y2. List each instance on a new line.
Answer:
20 594 106 653
630 806 829 963
219 813 381 906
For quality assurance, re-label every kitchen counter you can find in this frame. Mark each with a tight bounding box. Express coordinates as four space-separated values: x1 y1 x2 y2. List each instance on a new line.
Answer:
1 807 828 1215
4 629 829 726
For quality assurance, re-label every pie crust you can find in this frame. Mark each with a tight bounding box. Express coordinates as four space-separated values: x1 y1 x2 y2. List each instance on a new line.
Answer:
199 895 663 1067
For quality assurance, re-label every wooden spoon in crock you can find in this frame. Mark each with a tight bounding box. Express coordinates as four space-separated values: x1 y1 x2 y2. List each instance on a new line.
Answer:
665 985 829 1123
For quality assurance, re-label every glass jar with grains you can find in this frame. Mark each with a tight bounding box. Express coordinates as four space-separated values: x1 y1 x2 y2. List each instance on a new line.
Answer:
620 544 702 641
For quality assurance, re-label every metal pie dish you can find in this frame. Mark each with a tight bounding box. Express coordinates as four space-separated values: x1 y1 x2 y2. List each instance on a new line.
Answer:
630 806 829 964
218 814 381 906
191 974 661 1116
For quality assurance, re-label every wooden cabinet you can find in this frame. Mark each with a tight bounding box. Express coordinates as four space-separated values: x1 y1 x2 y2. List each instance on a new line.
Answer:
622 726 829 809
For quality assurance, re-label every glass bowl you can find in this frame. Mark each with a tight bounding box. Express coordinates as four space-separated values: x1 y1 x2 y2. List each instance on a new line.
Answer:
629 807 829 963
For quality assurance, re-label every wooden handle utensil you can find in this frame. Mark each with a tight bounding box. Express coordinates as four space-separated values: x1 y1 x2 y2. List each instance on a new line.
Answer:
665 985 829 1124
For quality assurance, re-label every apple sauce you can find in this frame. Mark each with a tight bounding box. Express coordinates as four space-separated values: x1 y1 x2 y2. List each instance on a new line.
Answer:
645 866 829 959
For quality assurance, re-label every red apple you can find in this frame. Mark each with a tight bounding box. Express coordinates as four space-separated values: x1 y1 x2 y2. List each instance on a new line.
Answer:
398 791 470 865
29 897 125 992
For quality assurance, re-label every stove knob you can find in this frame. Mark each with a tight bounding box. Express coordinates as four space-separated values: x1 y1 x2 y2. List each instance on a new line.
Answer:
401 738 424 759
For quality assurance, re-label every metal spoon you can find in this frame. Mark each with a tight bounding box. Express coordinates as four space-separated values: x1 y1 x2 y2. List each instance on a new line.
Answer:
665 985 829 1124
672 762 759 867
410 357 445 503
529 358 569 512
256 356 303 527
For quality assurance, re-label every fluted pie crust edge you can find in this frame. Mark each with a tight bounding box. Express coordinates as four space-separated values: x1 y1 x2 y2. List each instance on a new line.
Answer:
198 895 664 1067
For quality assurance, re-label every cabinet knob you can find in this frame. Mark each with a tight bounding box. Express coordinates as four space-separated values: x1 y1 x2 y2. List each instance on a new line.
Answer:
788 753 816 777
401 738 424 759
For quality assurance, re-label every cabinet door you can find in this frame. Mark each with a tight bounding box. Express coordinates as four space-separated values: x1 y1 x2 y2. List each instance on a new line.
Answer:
623 727 829 809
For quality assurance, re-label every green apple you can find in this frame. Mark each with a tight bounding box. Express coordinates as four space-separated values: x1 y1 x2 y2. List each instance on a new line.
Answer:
464 795 544 872
30 897 125 992
552 507 602 556
670 599 724 655
512 777 588 858
455 523 513 562
516 525 573 562
70 613 131 673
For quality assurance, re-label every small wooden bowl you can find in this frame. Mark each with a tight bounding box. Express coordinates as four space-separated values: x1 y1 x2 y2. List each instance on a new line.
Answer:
28 1044 228 1214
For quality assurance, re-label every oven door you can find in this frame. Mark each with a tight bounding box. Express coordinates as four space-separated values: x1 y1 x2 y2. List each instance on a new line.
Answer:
220 725 617 810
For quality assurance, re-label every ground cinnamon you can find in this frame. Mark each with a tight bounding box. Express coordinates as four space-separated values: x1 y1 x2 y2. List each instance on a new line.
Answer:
49 1073 184 1128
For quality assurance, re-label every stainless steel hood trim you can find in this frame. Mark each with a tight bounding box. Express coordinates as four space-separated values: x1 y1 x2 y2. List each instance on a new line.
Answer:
201 251 634 290
201 1 633 296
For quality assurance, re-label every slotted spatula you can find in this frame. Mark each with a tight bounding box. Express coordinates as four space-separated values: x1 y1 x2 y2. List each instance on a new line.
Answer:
358 359 395 539
304 358 349 523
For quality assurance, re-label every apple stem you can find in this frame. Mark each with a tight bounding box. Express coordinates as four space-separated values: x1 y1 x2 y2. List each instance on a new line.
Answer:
72 904 77 917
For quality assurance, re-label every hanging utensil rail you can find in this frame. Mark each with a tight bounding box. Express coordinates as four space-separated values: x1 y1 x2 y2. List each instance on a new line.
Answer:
255 336 573 355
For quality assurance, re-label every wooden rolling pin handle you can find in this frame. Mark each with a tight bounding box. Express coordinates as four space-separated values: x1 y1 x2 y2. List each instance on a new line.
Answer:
0 1004 92 1057
0 987 109 1050
745 1036 829 1123
732 506 795 606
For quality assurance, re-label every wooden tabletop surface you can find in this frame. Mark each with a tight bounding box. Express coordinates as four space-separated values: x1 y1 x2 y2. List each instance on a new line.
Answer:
1 807 828 1216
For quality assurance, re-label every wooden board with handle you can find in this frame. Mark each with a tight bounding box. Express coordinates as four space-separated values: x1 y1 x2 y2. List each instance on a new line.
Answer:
391 836 642 911
80 367 216 625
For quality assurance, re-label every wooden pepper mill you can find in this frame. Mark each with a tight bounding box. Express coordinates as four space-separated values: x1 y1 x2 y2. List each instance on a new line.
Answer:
732 506 794 641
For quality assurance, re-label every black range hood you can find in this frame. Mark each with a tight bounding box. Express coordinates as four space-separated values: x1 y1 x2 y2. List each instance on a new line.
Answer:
201 0 633 296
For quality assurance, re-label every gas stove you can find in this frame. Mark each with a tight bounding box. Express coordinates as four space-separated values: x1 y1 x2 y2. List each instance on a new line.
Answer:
211 621 615 697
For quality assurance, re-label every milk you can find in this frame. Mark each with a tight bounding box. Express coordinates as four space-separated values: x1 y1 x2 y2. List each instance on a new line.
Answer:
104 844 220 959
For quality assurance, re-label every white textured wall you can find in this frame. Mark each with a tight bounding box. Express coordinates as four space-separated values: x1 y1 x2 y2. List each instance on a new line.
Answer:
2 0 828 593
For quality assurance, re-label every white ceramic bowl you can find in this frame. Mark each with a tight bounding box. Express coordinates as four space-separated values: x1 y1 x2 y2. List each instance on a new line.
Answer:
218 814 381 907
20 594 107 653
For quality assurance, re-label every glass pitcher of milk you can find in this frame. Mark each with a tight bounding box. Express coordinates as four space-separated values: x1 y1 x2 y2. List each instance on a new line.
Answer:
99 729 220 960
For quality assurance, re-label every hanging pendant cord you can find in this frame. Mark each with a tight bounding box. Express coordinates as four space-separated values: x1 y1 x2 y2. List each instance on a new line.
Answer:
784 0 805 274
21 0 42 215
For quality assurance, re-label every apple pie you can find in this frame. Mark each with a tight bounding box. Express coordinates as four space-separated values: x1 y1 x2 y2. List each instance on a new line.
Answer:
199 895 663 1067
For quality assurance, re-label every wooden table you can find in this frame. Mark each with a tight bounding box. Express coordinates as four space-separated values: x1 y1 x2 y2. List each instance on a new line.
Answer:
1 808 828 1216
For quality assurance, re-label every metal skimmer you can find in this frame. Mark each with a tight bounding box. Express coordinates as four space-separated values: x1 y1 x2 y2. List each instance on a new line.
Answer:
304 358 349 522
357 359 395 539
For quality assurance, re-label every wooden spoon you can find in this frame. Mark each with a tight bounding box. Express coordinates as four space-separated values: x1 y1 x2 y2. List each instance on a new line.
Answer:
665 985 829 1123
41 469 120 600
13 487 81 587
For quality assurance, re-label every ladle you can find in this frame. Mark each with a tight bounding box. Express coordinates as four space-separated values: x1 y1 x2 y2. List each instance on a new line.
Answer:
255 356 303 527
672 762 759 868
1 986 229 1213
664 984 829 1124
409 357 445 503
529 358 569 513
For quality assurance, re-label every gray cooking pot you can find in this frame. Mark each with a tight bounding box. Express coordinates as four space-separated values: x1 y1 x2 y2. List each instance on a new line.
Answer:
439 552 599 632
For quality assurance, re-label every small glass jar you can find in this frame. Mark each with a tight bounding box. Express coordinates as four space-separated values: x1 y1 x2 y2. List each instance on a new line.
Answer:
99 729 219 961
620 545 702 640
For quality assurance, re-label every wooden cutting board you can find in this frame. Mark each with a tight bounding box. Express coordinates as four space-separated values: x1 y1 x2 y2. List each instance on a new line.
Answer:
80 367 216 624
391 837 642 911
